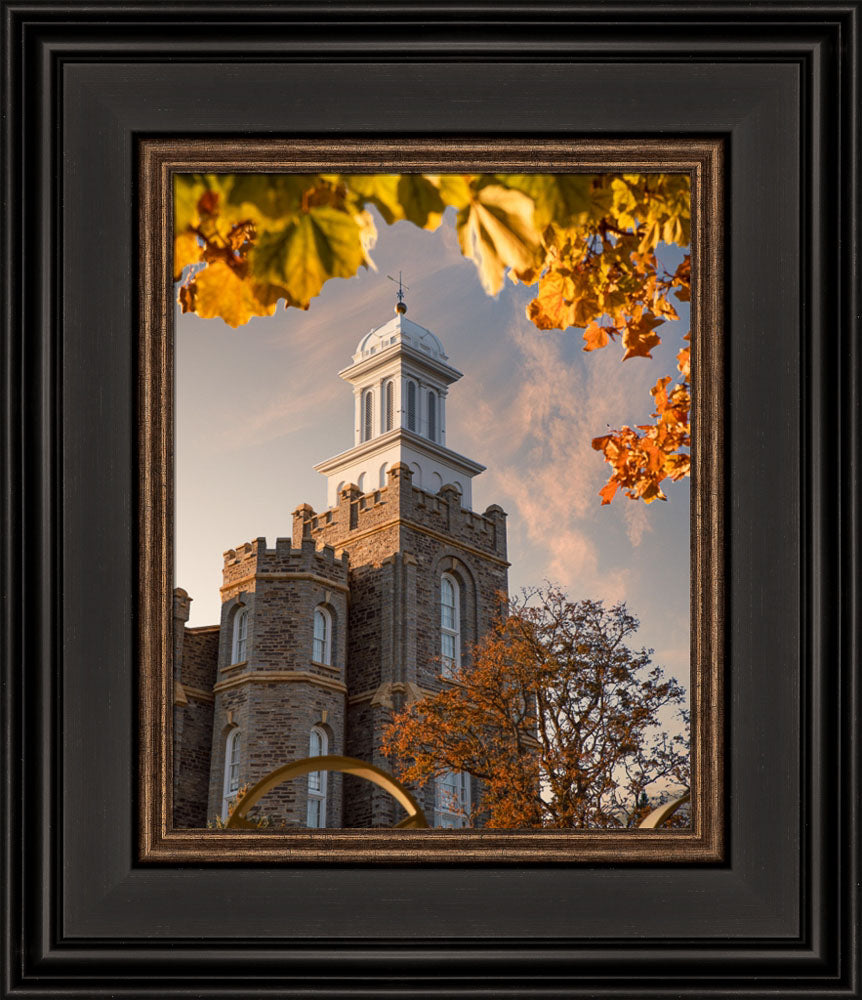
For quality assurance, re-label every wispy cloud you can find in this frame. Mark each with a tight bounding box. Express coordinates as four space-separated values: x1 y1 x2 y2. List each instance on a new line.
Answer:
460 313 656 603
622 500 652 547
220 380 342 450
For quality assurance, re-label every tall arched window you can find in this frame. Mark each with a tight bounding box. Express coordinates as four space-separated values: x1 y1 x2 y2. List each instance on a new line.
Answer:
379 462 389 488
440 573 461 677
406 380 417 431
362 389 374 441
384 380 394 431
435 770 470 828
427 390 437 441
221 728 241 821
307 725 328 828
312 606 332 665
231 607 248 663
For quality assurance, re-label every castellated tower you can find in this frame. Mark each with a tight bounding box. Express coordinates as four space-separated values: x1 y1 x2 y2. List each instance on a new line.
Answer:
205 538 349 826
172 296 509 829
293 470 508 826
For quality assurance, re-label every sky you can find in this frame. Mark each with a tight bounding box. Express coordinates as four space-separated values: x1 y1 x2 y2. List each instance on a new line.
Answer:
175 205 691 690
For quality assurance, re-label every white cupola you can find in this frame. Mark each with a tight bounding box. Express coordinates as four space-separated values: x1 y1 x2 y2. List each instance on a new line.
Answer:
313 293 485 509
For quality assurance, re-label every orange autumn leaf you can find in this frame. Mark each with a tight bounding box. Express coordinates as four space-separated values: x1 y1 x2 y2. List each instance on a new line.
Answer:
598 481 619 505
592 340 691 504
621 310 664 360
583 321 610 352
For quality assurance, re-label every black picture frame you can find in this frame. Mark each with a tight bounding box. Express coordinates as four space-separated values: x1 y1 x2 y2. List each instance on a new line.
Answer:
1 3 858 997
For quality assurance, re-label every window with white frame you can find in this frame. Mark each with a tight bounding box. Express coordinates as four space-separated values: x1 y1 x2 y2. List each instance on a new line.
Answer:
362 389 374 441
440 573 460 677
384 380 394 431
221 728 241 821
231 606 248 663
435 770 470 828
406 380 417 431
427 390 437 441
312 606 332 665
307 725 328 828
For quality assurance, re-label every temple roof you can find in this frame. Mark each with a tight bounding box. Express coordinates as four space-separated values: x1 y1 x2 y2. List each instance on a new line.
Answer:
353 311 448 364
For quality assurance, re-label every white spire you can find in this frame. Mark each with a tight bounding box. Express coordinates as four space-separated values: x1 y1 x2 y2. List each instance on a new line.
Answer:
313 300 484 509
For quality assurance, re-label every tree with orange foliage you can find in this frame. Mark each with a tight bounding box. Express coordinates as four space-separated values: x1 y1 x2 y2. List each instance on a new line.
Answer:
382 586 689 829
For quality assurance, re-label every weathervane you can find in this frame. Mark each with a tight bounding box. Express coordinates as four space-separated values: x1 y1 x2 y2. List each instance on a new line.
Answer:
387 271 409 314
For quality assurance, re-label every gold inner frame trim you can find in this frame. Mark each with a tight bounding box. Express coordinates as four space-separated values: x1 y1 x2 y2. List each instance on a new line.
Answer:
138 138 724 864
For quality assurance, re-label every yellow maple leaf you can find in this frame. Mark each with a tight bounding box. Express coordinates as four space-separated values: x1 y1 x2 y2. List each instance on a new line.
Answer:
434 174 473 210
186 261 278 328
457 184 543 296
173 231 203 281
347 174 444 230
526 270 576 330
251 206 370 308
396 175 445 229
496 174 596 230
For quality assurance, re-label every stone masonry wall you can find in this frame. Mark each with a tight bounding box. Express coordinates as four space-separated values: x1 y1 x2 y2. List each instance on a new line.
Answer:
173 590 219 828
295 463 508 828
175 461 508 830
206 537 349 826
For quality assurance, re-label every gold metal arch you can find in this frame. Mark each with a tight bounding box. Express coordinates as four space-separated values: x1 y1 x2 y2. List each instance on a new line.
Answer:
225 754 429 830
637 790 691 829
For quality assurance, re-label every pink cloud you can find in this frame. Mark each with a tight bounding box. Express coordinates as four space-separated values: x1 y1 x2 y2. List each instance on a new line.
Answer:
461 313 659 603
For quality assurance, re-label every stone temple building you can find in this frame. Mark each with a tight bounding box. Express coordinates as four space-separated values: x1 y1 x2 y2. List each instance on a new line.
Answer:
172 298 509 829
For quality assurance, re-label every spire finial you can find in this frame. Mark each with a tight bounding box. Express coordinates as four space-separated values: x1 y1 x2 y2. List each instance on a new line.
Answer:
387 271 409 314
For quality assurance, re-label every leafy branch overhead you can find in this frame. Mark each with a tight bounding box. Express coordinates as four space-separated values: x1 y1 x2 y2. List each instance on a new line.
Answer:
174 172 692 504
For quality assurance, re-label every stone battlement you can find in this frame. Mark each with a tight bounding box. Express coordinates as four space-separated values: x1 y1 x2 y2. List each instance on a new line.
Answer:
221 535 349 593
292 464 507 561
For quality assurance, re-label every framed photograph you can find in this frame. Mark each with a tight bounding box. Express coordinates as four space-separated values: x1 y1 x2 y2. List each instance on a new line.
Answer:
2 3 858 997
140 140 723 863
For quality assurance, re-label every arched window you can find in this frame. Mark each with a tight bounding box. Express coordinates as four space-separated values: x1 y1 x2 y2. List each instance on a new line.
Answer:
440 573 460 677
221 728 241 821
379 462 389 488
357 472 366 493
362 389 374 441
427 390 437 441
231 607 248 663
307 725 328 828
384 380 394 431
312 606 332 665
435 770 470 828
407 381 417 431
